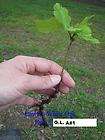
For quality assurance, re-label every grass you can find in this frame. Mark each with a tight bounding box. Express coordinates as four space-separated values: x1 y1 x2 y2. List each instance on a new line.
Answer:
0 0 105 139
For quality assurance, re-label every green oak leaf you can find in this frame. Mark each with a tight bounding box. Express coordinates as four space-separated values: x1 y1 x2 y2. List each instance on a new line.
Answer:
54 3 71 31
35 17 63 33
76 16 100 44
68 26 81 33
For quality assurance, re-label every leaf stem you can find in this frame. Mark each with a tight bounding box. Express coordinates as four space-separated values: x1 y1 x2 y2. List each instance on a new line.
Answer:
53 32 75 95
60 32 75 80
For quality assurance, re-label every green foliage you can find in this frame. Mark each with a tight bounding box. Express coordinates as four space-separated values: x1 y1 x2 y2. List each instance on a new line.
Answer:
54 3 71 31
75 16 100 44
35 17 62 33
35 3 100 44
53 3 100 44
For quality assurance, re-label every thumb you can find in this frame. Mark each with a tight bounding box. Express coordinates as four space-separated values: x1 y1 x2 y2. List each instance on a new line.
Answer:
23 74 61 91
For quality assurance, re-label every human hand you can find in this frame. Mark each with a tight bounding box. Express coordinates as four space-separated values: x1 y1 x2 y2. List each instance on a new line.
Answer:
0 55 75 110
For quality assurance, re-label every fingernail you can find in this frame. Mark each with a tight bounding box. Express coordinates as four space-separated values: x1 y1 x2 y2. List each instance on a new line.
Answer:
64 72 75 88
61 87 70 93
50 75 61 84
65 87 70 93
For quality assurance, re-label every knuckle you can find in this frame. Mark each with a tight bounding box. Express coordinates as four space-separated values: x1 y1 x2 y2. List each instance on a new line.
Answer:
15 55 24 61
